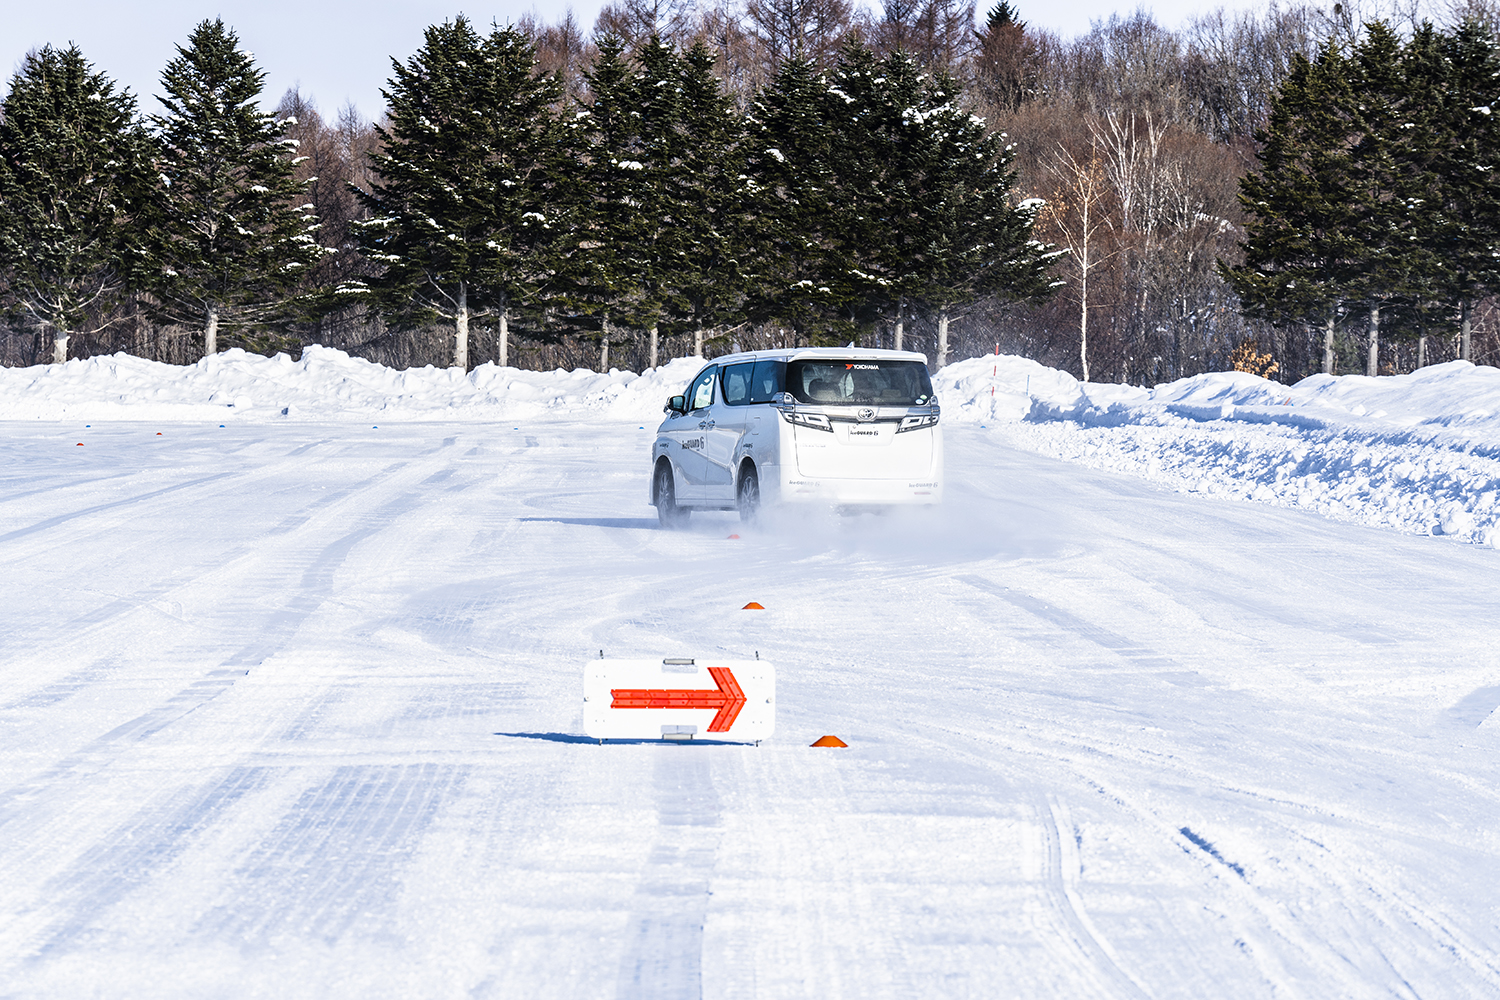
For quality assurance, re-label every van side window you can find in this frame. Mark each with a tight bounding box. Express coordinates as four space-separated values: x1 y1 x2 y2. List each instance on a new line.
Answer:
688 366 717 411
721 363 753 405
747 359 785 403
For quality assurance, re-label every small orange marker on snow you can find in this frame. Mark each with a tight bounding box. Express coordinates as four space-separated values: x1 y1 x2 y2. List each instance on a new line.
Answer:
76 442 83 446
811 735 848 747
728 533 740 539
742 602 764 610
156 432 162 436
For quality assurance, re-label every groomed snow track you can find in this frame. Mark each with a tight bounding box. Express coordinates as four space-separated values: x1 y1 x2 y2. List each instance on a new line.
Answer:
1 419 1497 998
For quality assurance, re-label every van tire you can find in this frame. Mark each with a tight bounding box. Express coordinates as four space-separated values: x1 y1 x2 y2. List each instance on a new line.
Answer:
655 462 689 528
737 465 760 523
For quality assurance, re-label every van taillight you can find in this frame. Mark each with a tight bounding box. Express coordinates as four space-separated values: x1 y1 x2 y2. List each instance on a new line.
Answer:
781 409 833 432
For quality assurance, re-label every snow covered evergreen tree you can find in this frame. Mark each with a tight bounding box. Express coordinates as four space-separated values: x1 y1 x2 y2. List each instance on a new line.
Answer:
1342 22 1440 376
568 36 750 365
0 45 150 363
1231 22 1483 376
1405 21 1500 362
743 43 1052 355
352 17 566 369
556 34 641 370
146 19 321 358
1227 42 1363 374
670 42 752 360
742 58 848 344
614 36 690 361
828 45 1055 366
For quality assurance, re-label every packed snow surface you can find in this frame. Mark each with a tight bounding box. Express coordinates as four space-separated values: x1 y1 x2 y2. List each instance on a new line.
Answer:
1 348 1498 997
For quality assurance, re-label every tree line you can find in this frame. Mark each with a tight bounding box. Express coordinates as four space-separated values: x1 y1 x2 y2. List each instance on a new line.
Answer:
0 14 1050 375
3 1 1499 381
1229 18 1500 376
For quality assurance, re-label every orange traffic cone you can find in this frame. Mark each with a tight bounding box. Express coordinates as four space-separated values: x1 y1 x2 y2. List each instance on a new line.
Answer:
811 735 848 747
742 602 764 610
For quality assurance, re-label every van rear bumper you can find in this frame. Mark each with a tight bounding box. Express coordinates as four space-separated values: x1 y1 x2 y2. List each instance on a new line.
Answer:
777 476 942 506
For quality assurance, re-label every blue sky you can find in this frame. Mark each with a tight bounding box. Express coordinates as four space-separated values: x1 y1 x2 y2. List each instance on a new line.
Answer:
7 0 1260 121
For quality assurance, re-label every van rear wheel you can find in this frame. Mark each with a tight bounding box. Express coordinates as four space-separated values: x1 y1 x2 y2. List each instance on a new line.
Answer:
737 466 760 523
655 463 689 528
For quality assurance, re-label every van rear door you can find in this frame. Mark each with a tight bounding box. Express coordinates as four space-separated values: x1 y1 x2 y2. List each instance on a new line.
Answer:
785 358 936 480
794 419 932 478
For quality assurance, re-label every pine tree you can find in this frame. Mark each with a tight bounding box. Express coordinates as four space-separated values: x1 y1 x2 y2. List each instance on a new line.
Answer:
907 68 1055 368
669 42 751 360
146 19 322 358
742 57 848 344
1343 21 1437 376
975 1 1035 111
0 45 150 363
618 37 690 358
556 34 644 369
1412 20 1500 362
825 42 910 336
830 46 1055 367
578 36 753 364
1226 43 1364 374
352 17 566 369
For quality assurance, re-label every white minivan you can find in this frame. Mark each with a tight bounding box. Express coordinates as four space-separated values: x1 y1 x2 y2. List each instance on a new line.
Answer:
649 347 943 525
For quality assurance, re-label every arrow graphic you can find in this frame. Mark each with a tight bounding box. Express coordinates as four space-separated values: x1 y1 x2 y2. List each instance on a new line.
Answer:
610 666 747 732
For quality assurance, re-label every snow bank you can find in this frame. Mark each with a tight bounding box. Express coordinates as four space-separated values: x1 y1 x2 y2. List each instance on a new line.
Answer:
0 346 701 424
3 344 1498 545
934 355 1500 546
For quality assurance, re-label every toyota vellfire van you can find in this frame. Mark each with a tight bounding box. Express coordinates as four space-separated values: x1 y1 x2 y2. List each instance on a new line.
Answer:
649 348 942 525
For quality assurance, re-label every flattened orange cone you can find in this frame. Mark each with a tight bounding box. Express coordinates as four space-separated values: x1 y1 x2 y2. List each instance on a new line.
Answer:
742 601 764 609
728 534 741 539
811 735 848 747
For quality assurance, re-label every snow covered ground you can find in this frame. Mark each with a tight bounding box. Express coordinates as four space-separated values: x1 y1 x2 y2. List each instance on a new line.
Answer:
1 349 1498 997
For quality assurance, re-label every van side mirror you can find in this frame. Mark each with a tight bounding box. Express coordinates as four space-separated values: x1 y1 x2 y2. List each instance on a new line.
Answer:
665 394 687 416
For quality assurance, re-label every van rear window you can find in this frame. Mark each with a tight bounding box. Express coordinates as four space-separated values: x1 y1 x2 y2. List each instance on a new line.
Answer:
787 360 934 406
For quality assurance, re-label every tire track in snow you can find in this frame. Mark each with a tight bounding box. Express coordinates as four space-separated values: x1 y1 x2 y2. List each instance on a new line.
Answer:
844 711 1310 998
195 763 467 945
0 667 252 837
0 461 439 837
956 687 1500 995
958 574 1178 669
910 700 1487 998
0 456 413 666
1037 795 1152 999
2 767 269 964
0 467 136 507
616 752 722 1000
0 470 240 545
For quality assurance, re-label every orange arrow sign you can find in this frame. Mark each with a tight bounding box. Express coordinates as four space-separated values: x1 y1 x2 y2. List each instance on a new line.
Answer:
610 666 747 732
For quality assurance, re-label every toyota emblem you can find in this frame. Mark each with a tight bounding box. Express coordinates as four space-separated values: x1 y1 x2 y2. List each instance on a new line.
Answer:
856 407 877 422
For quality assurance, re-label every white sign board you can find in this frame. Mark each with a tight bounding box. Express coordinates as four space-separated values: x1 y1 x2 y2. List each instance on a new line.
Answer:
584 659 776 742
